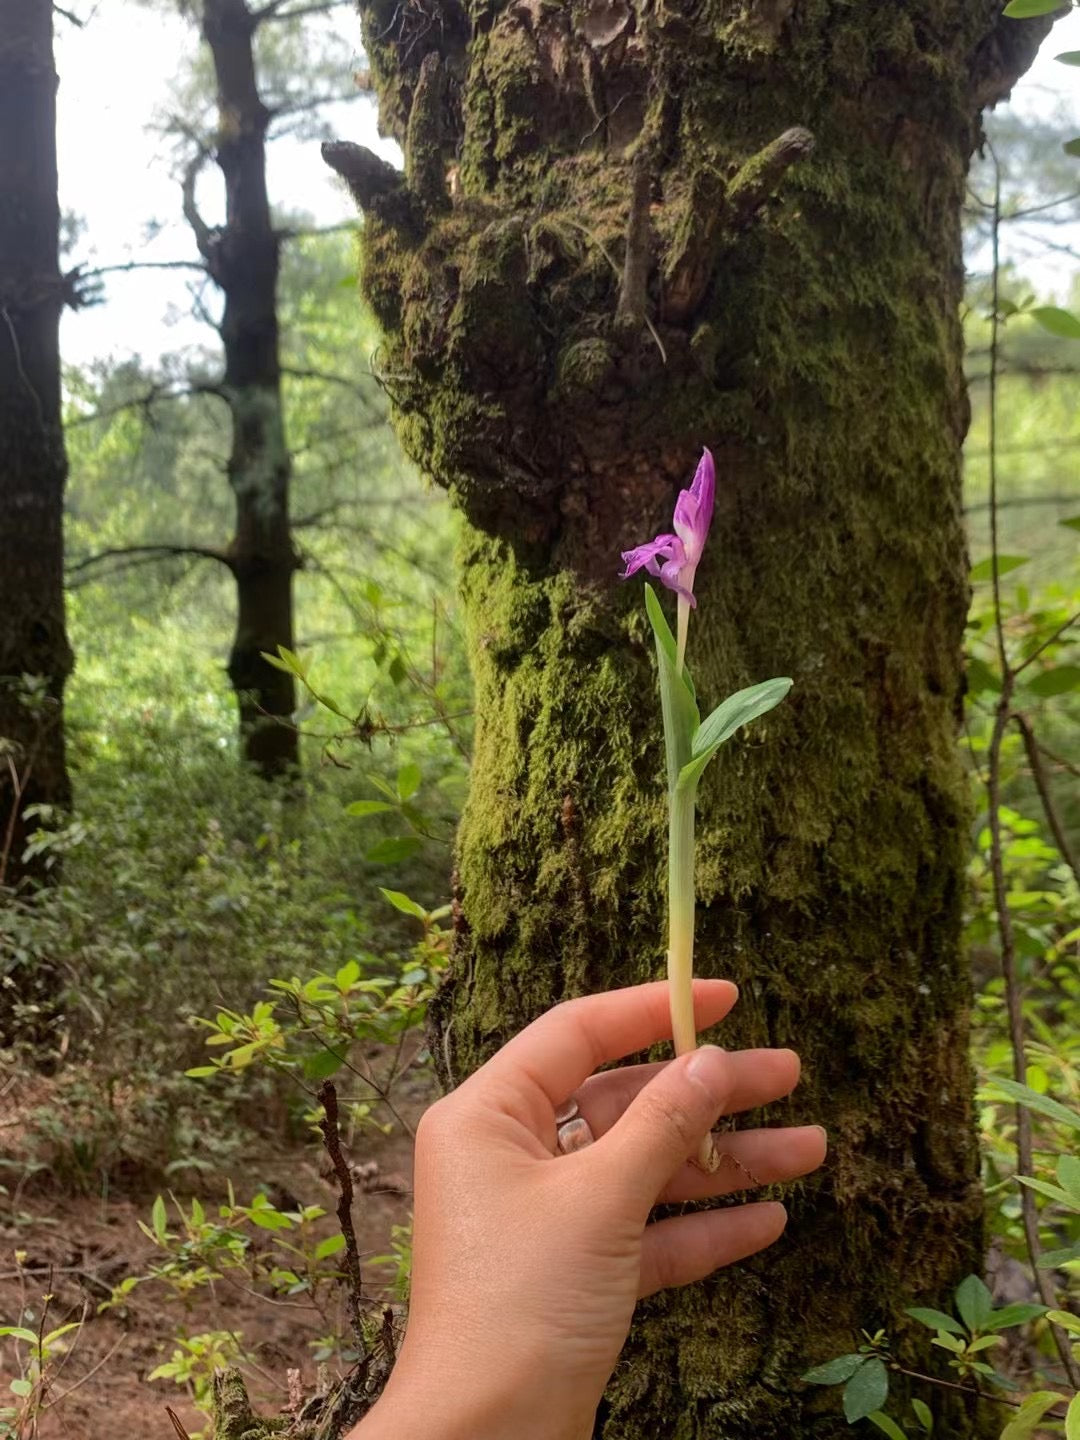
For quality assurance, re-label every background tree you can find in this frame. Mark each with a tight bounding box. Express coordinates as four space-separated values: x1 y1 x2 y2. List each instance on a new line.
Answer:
0 0 74 891
319 2 1049 1434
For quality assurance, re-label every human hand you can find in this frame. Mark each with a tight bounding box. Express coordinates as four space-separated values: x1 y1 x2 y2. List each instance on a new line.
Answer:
352 980 825 1440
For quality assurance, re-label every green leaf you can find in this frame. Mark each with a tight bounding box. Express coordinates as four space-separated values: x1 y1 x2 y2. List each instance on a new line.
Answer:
1056 50 1080 64
1060 515 1080 532
677 677 792 795
379 887 426 919
247 1207 293 1231
1057 1154 1080 1201
335 960 361 989
1000 1390 1067 1440
1047 1309 1080 1335
801 1353 866 1385
1015 1175 1075 1207
1066 138 1080 158
9 1378 32 1397
151 1194 168 1243
911 1397 933 1433
303 1048 345 1081
1036 1243 1080 1268
396 763 422 801
1025 665 1080 697
346 800 396 818
314 1233 347 1261
983 1077 1080 1134
1067 1391 1080 1440
966 655 1001 695
868 1412 908 1440
691 678 792 761
0 1327 39 1345
843 1357 889 1423
184 1065 219 1078
983 1302 1047 1331
1002 0 1063 13
969 555 1028 582
644 584 699 794
1030 306 1080 340
365 837 423 865
905 1307 965 1335
954 1274 993 1333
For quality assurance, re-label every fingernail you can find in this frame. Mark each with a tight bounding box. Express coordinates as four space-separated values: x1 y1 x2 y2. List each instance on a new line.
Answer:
686 1044 725 1081
814 1125 828 1149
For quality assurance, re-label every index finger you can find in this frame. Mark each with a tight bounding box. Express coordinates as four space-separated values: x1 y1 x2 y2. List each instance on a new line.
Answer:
464 979 738 1113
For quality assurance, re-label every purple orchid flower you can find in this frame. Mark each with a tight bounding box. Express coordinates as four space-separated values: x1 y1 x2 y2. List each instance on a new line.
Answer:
620 448 715 605
621 448 715 670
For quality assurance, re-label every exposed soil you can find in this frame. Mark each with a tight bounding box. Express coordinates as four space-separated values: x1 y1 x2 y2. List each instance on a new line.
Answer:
0 1068 431 1439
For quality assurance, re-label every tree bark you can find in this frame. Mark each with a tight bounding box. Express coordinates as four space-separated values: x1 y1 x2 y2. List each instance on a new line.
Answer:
321 4 1053 1436
187 0 300 777
0 0 74 898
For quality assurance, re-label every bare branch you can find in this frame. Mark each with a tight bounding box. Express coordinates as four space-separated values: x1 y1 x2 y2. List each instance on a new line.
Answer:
66 544 233 585
77 258 208 281
1014 713 1079 887
254 0 353 22
182 149 216 261
66 382 226 429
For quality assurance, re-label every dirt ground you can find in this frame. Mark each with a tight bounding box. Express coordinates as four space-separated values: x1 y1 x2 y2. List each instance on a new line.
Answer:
0 1073 429 1439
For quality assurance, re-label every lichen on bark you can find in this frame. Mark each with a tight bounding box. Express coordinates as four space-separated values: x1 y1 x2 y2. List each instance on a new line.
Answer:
292 1 1052 1435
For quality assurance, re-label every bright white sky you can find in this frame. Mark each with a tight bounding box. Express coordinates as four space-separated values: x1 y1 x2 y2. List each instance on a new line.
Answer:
54 4 1080 371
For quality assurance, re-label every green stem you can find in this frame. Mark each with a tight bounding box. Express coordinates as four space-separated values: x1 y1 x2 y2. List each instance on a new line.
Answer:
667 779 697 1057
676 596 690 674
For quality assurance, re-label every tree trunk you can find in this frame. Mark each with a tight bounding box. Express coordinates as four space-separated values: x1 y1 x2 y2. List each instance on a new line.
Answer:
0 0 73 897
186 0 300 778
321 4 1052 1436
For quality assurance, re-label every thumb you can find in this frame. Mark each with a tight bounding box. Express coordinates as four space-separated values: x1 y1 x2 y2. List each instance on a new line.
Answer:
600 1045 731 1210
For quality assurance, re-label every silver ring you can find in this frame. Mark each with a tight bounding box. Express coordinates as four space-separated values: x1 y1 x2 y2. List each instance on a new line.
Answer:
554 1097 595 1154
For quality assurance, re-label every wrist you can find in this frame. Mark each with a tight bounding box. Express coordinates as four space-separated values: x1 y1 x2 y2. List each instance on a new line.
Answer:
348 1351 597 1440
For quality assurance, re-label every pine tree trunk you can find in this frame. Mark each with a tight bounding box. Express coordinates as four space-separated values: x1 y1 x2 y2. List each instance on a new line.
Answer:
0 0 73 899
187 0 300 778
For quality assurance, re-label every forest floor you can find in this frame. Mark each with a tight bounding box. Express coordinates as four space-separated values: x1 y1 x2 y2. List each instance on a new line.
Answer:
0 1067 432 1439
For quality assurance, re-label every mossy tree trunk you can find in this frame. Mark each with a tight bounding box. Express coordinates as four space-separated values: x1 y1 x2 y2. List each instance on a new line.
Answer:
184 0 300 778
0 0 74 902
303 4 1048 1438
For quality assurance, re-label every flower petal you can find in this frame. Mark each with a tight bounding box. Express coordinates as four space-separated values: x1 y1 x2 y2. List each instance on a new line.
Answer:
620 534 681 579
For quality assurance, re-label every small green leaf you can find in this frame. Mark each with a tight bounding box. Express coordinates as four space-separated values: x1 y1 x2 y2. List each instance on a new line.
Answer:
388 654 408 685
314 1233 347 1261
9 1378 33 1397
365 837 423 865
969 555 1028 582
1030 306 1080 340
931 1332 966 1354
1066 138 1080 158
983 1078 1080 1134
1057 1154 1080 1200
1000 1390 1067 1440
346 799 396 818
905 1307 965 1335
954 1274 993 1333
1047 1309 1080 1335
1066 1391 1080 1440
1060 515 1080 532
1016 1175 1075 1207
379 887 426 919
911 1397 933 1433
151 1194 168 1243
1025 665 1080 697
0 1328 39 1345
801 1353 866 1385
843 1357 889 1424
396 763 422 801
966 655 1001 695
184 1065 219 1078
1003 0 1064 15
1037 1243 1080 1268
868 1412 908 1440
303 1048 345 1081
1056 50 1080 64
983 1302 1047 1331
247 1207 293 1231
